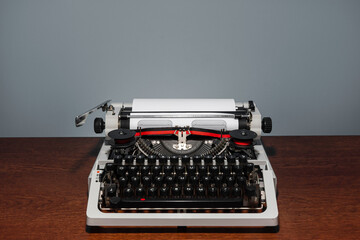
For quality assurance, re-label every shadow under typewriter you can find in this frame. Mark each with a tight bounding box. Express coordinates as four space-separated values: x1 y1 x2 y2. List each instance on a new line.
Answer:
86 225 280 233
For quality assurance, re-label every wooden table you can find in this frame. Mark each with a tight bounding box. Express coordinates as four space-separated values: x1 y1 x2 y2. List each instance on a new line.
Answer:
0 137 359 239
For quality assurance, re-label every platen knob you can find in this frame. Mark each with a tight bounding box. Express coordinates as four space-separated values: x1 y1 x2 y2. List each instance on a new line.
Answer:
262 117 272 133
94 118 105 133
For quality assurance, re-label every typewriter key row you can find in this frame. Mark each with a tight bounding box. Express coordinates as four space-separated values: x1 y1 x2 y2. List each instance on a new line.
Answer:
104 183 260 208
112 154 248 164
104 162 255 178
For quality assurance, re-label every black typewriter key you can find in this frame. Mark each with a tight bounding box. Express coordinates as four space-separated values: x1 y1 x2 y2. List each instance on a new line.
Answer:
105 163 115 172
232 187 242 198
226 176 235 187
171 186 181 197
106 184 117 197
214 175 223 187
233 165 243 175
186 165 196 176
160 187 169 198
142 175 151 187
208 187 217 197
118 176 128 187
184 185 194 197
109 197 121 207
237 176 246 187
189 176 199 186
246 163 254 175
117 165 127 176
216 155 225 164
147 155 156 164
192 155 201 164
136 187 146 198
154 176 164 187
204 155 213 162
113 149 122 156
209 165 219 175
175 165 185 175
198 165 207 177
159 155 167 164
136 154 146 164
114 155 123 164
176 175 187 185
124 187 134 198
245 184 257 197
164 165 173 175
124 155 134 163
170 155 178 162
152 165 162 176
202 176 211 186
196 187 205 197
182 155 191 164
165 175 175 185
239 154 247 163
220 187 230 198
148 187 157 198
226 155 236 163
130 176 140 186
128 165 139 176
221 165 231 176
140 165 150 175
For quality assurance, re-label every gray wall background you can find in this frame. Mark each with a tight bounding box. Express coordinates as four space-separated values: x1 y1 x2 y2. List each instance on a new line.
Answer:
1 0 359 137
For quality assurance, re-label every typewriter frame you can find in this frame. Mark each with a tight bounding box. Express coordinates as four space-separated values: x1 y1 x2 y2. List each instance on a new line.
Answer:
86 142 278 228
79 99 279 230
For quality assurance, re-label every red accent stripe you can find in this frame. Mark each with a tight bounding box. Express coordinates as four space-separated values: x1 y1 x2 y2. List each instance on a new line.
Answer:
190 131 231 138
135 130 175 137
233 140 252 146
134 129 231 138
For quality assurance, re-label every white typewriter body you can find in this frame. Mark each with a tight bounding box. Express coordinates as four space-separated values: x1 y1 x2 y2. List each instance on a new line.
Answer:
76 99 278 229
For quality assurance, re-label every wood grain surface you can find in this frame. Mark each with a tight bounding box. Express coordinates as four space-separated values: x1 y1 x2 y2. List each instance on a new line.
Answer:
0 137 359 240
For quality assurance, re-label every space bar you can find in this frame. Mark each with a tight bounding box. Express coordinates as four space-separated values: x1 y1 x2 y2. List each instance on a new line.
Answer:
118 198 243 208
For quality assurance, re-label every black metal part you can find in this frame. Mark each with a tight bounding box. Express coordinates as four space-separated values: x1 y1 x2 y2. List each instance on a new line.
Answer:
108 128 136 140
248 101 255 111
238 118 249 130
119 107 132 129
108 129 136 148
262 117 272 133
94 117 105 133
229 129 257 140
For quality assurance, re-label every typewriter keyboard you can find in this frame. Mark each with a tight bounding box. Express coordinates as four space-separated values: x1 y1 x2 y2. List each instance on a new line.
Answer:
99 154 264 210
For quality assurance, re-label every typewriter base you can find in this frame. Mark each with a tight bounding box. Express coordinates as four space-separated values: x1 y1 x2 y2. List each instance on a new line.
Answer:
85 225 280 233
86 142 279 229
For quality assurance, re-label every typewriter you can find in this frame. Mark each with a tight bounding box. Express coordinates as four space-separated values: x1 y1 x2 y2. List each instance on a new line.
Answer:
75 99 279 231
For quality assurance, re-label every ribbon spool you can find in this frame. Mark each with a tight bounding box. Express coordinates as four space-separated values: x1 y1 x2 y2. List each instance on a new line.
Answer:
229 129 257 147
108 129 136 148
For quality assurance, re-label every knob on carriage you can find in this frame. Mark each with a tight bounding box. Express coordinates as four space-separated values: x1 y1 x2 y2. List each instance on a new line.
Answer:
94 118 105 133
262 117 272 133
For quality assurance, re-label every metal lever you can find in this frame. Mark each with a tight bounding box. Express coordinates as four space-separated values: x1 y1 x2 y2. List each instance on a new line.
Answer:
173 130 192 150
75 100 111 127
